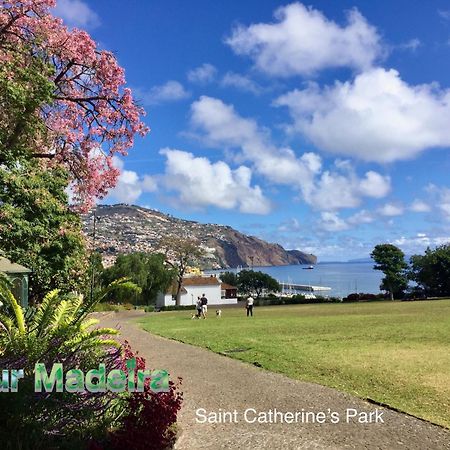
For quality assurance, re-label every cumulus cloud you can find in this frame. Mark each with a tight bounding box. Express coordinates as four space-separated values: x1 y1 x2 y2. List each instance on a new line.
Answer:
187 64 217 83
278 218 301 232
54 0 100 29
392 233 450 254
410 199 431 213
275 68 450 163
189 96 390 210
107 157 157 204
160 148 271 214
225 2 382 76
318 212 349 232
221 72 262 94
378 203 404 216
135 81 190 106
426 184 450 220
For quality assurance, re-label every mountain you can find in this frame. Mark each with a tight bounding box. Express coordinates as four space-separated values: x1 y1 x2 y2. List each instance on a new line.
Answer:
82 204 317 269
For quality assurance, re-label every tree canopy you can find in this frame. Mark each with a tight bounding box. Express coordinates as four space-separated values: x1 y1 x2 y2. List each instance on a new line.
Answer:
410 244 450 297
0 161 87 302
237 270 280 298
159 237 204 305
371 244 408 300
0 0 147 210
101 253 175 305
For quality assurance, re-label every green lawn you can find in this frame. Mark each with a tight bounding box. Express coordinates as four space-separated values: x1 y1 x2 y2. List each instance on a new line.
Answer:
138 300 450 428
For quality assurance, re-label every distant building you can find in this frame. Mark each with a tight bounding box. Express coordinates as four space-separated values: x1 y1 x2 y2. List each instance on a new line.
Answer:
156 275 238 307
0 257 31 308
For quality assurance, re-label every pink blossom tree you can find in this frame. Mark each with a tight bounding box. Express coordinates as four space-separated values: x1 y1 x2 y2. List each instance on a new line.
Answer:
0 0 148 210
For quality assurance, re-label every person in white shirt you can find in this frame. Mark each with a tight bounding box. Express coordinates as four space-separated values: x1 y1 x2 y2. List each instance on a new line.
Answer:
246 296 254 317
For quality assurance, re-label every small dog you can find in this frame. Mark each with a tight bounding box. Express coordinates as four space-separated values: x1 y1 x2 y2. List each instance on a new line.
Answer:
216 309 222 318
191 312 199 319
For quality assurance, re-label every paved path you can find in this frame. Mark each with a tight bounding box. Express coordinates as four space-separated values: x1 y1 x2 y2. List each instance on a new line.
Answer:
97 311 450 450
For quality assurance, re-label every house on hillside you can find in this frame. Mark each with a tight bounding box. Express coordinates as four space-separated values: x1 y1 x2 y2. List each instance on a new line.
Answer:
156 275 238 307
0 257 31 308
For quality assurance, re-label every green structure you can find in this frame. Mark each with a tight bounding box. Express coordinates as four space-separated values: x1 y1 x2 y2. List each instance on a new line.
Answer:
0 257 31 307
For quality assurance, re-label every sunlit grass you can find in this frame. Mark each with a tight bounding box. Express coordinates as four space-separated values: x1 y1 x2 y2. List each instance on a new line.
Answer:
138 300 450 428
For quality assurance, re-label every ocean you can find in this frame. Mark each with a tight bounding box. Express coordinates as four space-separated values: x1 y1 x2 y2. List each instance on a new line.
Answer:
207 262 383 298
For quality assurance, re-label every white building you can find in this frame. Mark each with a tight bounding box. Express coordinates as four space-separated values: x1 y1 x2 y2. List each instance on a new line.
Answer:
156 276 238 307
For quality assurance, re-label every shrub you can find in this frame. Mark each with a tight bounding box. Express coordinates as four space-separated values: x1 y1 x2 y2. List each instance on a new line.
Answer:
107 342 183 450
0 278 183 449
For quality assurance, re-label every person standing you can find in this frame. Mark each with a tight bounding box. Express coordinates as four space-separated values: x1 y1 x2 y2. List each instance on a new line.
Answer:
201 293 208 319
196 296 202 319
246 296 254 317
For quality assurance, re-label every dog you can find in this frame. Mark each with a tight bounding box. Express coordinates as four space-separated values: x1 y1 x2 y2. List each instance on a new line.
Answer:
216 309 222 318
191 312 199 319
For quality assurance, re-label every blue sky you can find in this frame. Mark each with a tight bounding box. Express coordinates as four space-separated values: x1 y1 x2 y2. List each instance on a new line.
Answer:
55 0 450 260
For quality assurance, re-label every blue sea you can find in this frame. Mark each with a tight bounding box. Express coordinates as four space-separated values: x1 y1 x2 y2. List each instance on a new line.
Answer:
208 262 383 298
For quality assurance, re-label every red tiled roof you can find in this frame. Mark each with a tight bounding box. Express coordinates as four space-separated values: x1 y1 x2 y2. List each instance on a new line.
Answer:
221 282 237 290
182 276 220 286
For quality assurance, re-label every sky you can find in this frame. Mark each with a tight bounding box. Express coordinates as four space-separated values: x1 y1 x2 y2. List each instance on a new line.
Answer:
54 0 450 261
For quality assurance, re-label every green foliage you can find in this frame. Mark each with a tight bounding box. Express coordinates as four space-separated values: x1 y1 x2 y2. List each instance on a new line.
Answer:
0 52 54 165
101 253 175 305
139 300 450 428
371 244 408 300
0 277 120 364
220 271 238 286
237 270 280 298
0 161 88 302
410 244 450 297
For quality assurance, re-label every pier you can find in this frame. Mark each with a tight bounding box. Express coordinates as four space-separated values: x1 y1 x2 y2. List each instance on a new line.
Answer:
279 282 332 293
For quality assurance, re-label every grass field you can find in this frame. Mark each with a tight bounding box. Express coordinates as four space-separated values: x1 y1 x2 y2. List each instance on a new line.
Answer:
138 300 450 428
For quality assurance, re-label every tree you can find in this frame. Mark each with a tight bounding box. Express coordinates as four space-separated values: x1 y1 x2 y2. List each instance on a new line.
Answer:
409 244 450 297
101 253 175 305
0 161 87 302
159 237 203 306
371 244 408 300
220 271 238 287
0 0 148 210
237 270 280 298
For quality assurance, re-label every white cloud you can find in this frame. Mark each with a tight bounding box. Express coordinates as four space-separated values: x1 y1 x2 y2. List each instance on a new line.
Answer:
189 96 391 210
438 10 450 20
275 68 450 163
426 184 450 220
135 81 190 106
392 234 450 254
54 0 100 29
225 2 382 76
187 64 217 83
318 212 349 232
397 38 421 52
410 199 431 213
221 72 262 94
278 218 301 232
160 148 271 214
378 203 404 216
347 210 374 225
107 157 157 204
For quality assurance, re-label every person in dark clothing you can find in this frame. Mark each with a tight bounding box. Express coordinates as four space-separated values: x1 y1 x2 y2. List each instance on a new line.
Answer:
246 296 254 317
200 293 208 319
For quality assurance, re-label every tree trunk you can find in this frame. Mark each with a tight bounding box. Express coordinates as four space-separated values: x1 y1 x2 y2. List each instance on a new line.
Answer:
389 285 394 301
175 276 183 306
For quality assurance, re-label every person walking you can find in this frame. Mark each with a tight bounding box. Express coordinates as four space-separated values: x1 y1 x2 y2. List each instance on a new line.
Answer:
246 296 254 317
201 293 208 319
196 296 202 319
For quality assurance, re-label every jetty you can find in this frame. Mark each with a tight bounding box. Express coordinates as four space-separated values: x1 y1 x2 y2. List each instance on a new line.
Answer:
279 281 332 293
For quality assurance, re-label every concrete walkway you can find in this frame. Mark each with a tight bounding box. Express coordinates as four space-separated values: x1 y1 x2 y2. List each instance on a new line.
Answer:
97 311 450 450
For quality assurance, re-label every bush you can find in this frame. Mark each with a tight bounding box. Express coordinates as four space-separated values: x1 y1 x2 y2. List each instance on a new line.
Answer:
254 295 341 306
107 342 183 450
342 293 386 302
0 278 183 449
159 305 196 312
